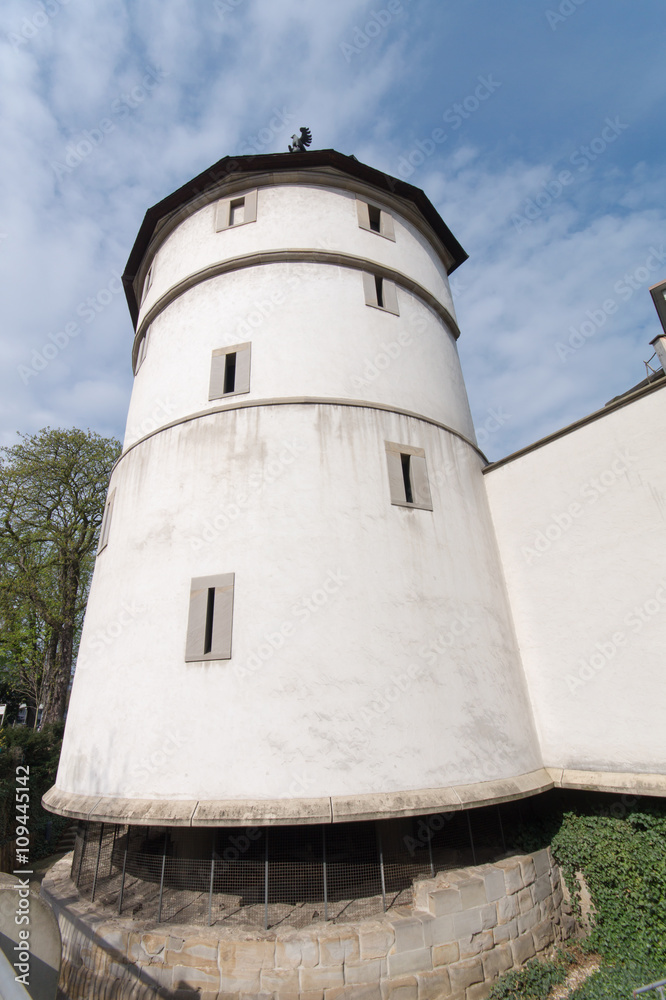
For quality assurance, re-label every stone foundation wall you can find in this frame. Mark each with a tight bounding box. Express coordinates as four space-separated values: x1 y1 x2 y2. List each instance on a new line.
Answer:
42 847 577 1000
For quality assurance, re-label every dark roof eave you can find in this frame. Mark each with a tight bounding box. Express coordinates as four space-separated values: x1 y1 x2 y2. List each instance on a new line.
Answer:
122 149 468 328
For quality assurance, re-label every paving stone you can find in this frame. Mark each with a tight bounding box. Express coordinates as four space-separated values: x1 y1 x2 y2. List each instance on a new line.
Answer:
427 914 455 946
459 934 483 960
533 849 550 878
494 859 523 895
360 925 395 960
380 976 418 1000
533 874 552 904
320 930 360 965
458 879 487 909
276 936 319 969
173 964 221 989
497 893 518 923
449 957 484 992
432 942 459 967
518 908 539 934
520 859 536 887
479 904 497 930
300 965 345 992
493 919 517 945
141 933 166 957
416 967 452 999
260 966 300 993
533 919 555 953
517 887 534 914
234 939 276 968
344 959 382 985
482 942 513 981
429 888 462 917
453 907 482 939
390 917 426 953
511 933 536 966
466 982 492 1000
482 869 506 903
325 987 381 1000
387 947 433 977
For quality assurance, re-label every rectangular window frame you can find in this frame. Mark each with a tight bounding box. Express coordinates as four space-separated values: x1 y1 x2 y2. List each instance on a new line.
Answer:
385 442 432 511
215 189 258 232
98 489 116 552
356 198 396 241
185 573 235 662
209 342 251 400
363 272 399 315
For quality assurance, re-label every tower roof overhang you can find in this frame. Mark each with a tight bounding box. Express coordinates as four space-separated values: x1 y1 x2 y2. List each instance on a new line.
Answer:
122 149 468 328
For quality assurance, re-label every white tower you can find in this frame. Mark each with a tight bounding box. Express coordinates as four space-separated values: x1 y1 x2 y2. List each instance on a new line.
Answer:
45 150 546 836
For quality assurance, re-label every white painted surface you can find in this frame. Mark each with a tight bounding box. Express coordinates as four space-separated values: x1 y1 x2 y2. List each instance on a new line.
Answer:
485 386 666 774
59 405 540 802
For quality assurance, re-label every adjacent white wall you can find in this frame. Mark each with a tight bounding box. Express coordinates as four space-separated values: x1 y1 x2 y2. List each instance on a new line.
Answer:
484 386 666 775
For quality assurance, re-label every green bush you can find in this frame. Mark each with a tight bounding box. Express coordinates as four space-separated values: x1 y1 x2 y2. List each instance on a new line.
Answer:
0 722 67 861
551 804 666 965
487 955 568 1000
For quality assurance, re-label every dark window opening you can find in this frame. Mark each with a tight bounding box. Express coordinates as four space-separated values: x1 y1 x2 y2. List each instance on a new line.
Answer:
401 454 413 504
368 205 382 233
229 197 245 226
224 352 237 394
204 588 215 655
375 275 384 308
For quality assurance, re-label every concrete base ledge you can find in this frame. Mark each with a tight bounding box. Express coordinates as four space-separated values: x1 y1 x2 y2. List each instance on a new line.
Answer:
547 767 666 798
44 768 556 827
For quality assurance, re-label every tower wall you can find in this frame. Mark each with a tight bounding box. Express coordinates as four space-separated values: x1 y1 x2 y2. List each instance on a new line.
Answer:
48 163 545 825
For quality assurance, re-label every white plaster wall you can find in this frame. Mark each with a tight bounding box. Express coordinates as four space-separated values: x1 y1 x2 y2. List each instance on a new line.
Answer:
484 386 666 773
138 182 456 325
123 263 474 449
57 405 540 802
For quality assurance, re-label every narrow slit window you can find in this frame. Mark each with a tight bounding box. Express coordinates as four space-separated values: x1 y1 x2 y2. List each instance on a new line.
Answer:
185 573 235 661
385 442 432 510
229 197 245 227
356 198 396 241
223 352 237 394
140 263 154 304
363 272 399 315
98 489 116 552
204 588 215 655
401 454 413 504
375 275 384 308
209 343 251 399
215 189 258 231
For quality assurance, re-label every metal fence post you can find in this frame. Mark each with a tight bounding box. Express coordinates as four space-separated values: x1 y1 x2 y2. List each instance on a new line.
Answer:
117 830 128 916
91 824 104 902
157 830 168 922
376 824 386 912
322 826 328 921
208 846 216 927
264 829 269 931
466 811 476 865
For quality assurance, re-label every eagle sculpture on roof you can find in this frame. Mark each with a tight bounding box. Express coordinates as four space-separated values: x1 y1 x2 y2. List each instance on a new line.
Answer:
288 127 312 153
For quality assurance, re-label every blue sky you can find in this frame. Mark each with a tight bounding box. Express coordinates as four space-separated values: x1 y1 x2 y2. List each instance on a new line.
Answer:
1 0 664 458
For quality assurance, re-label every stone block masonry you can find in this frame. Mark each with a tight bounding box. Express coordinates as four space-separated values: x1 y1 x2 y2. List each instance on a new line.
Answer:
42 847 576 999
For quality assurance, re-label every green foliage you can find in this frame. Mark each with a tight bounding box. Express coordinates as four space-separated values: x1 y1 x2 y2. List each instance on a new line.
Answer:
551 804 666 965
0 427 120 722
487 955 568 1000
570 961 665 1000
0 723 66 859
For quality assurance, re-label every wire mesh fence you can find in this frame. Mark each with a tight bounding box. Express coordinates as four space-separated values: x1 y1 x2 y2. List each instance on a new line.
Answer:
70 803 516 929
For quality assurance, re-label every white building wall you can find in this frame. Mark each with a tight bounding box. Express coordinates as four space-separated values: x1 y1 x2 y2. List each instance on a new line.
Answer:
484 385 666 777
51 164 547 823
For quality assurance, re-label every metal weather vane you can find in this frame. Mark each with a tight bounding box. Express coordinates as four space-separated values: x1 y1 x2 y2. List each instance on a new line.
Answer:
288 127 312 153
